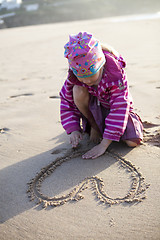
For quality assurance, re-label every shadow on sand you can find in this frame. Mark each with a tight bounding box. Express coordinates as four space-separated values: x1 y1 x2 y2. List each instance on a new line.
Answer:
0 132 134 223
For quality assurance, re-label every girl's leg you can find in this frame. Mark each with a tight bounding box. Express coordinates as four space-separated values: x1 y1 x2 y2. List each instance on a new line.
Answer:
73 85 102 142
121 112 143 148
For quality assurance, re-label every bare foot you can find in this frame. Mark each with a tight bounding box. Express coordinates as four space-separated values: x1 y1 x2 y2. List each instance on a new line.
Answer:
90 127 102 144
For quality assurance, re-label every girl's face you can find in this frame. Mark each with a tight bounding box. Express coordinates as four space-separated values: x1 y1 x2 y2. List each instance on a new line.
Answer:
77 67 103 86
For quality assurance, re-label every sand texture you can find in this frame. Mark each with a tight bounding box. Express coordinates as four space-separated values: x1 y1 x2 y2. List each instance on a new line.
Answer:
27 142 149 208
0 16 160 240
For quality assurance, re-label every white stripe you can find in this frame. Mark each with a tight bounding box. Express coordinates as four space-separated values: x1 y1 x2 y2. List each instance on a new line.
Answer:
61 103 70 108
60 90 65 99
61 111 71 117
101 83 108 88
65 93 73 99
101 86 105 91
62 115 75 122
111 92 121 97
107 118 127 123
112 101 127 106
67 79 72 84
110 88 119 93
63 83 67 92
108 113 126 116
64 83 72 92
113 95 125 100
66 87 73 93
110 108 127 112
63 120 79 127
101 103 110 108
104 129 120 135
67 79 74 85
105 123 124 129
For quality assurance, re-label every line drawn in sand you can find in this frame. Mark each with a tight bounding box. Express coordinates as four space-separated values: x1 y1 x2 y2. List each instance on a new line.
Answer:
27 145 150 209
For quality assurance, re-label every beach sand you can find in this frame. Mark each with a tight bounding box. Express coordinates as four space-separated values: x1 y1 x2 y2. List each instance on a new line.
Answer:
0 16 160 240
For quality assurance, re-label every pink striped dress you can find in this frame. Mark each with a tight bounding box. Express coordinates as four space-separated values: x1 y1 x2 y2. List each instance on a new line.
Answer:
60 50 143 142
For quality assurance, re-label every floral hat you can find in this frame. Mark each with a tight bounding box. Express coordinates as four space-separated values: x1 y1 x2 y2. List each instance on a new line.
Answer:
64 32 105 78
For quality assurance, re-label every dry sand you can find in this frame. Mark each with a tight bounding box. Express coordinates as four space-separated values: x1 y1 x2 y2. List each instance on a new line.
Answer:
0 16 160 240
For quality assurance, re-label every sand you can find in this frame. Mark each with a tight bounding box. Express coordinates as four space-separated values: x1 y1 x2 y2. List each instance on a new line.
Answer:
27 144 149 208
0 16 160 240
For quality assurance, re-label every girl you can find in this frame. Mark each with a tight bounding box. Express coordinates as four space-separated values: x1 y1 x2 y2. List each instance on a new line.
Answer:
60 32 143 159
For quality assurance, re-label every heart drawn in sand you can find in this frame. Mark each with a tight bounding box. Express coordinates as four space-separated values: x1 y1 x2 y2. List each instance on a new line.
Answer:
27 148 149 209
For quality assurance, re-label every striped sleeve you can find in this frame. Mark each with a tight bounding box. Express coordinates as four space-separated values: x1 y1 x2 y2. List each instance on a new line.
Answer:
103 81 130 141
60 74 82 134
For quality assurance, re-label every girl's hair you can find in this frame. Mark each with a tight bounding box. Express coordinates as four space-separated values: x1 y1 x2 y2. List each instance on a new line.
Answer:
101 43 119 58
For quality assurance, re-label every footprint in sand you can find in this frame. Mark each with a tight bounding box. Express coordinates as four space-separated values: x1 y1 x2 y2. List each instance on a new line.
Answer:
109 218 116 227
49 96 60 99
10 93 34 98
142 121 159 129
144 129 160 148
143 121 160 148
0 128 10 134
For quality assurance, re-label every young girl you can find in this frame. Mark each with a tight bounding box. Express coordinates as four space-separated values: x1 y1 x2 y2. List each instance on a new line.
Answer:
60 32 143 159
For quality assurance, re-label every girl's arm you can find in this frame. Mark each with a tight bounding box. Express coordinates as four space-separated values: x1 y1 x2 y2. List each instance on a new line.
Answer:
60 94 82 134
102 51 130 142
103 83 130 142
60 72 83 134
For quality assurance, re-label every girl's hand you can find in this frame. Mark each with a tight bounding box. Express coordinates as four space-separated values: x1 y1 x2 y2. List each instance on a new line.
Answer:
82 138 112 159
70 131 83 148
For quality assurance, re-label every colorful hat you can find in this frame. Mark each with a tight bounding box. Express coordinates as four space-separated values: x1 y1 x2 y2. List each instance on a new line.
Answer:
64 32 105 78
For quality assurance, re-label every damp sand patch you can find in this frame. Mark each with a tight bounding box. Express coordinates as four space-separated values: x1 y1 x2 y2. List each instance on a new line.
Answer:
27 147 149 209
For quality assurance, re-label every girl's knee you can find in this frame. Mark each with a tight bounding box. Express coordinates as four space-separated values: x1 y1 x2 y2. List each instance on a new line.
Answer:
125 140 138 147
73 85 89 103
